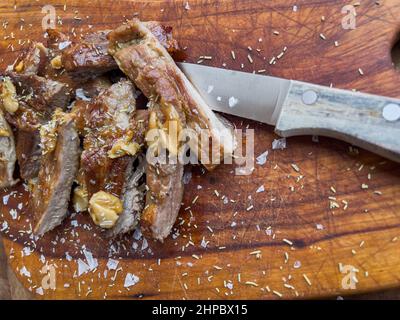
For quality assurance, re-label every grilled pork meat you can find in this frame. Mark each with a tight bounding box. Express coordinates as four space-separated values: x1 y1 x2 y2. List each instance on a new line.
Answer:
74 80 147 235
62 30 117 82
107 19 236 240
141 159 184 242
61 22 179 82
15 130 42 180
11 42 49 75
33 111 80 236
0 110 17 188
3 73 72 180
108 19 236 170
76 76 113 101
106 155 146 238
7 72 72 112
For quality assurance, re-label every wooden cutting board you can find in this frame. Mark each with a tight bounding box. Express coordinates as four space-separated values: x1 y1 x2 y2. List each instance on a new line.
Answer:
1 0 400 300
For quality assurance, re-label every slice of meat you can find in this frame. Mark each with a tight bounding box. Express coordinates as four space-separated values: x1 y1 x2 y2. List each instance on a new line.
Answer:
32 111 80 236
143 21 180 55
106 155 146 238
11 42 49 75
61 22 179 81
46 29 71 53
0 110 17 188
141 160 184 242
75 80 147 236
7 72 71 112
3 99 43 180
15 130 42 180
3 73 72 180
76 76 112 101
108 19 236 170
62 30 117 81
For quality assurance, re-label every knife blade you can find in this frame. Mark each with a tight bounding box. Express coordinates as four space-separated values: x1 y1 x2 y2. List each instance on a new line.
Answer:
178 62 400 163
178 62 291 125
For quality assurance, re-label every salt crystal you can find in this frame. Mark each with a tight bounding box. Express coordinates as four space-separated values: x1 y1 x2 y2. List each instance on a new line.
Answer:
36 287 44 295
124 273 140 288
141 238 148 251
83 249 98 271
207 85 214 94
256 185 265 193
3 195 10 205
75 88 91 101
22 247 32 257
58 41 71 50
316 223 324 230
20 266 31 277
1 221 8 232
133 228 142 241
107 258 119 271
77 259 90 276
9 209 17 220
256 151 269 165
272 138 286 150
65 252 72 262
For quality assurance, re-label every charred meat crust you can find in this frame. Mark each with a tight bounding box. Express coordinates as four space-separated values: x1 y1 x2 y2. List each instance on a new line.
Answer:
33 115 80 236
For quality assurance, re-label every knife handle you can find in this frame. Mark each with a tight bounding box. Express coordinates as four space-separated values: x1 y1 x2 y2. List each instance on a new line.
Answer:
275 81 400 162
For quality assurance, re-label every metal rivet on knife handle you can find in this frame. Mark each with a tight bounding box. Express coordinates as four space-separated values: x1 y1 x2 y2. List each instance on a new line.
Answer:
382 103 400 122
302 90 318 105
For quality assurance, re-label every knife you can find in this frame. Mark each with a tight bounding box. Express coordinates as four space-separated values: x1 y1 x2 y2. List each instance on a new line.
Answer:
178 62 400 163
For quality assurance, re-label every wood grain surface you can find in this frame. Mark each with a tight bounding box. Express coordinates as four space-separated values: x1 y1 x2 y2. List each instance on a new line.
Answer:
1 0 400 300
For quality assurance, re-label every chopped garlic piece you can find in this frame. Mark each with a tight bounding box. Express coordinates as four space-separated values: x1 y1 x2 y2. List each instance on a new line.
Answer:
50 55 63 69
89 191 123 229
108 139 140 159
0 78 19 113
73 185 89 212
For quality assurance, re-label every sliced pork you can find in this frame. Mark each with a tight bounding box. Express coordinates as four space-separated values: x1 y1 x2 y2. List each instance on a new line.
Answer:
33 111 80 236
141 160 184 242
108 19 236 170
2 73 72 180
75 80 146 236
